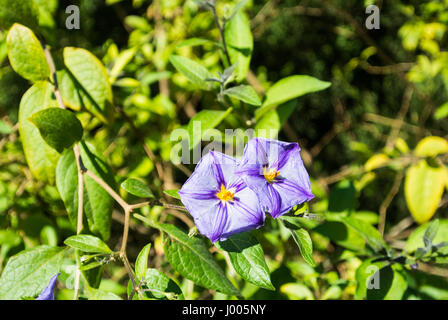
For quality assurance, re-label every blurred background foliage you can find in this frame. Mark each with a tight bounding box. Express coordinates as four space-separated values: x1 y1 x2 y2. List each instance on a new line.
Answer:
1 0 448 300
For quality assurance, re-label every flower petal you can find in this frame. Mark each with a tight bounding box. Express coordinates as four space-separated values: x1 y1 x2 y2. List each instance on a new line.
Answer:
179 152 221 197
267 183 282 217
36 273 60 300
179 150 265 242
218 188 265 241
272 179 314 217
277 146 313 196
192 201 229 243
209 150 243 188
238 137 314 218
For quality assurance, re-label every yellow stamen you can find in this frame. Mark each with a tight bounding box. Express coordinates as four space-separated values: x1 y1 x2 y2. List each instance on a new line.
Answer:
216 185 235 202
263 166 280 183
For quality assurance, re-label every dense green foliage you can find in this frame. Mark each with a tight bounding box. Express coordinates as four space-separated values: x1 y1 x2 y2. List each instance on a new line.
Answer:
0 0 448 300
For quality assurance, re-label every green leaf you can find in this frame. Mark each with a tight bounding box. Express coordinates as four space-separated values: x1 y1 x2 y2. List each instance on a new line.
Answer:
256 75 331 120
79 261 104 271
57 69 82 111
169 55 212 88
254 100 297 138
187 108 232 149
404 160 447 224
355 258 407 300
223 85 261 106
134 214 239 296
40 225 58 247
364 153 390 172
19 81 60 184
434 101 448 120
176 38 215 48
0 0 39 30
56 141 115 240
321 285 342 300
340 216 387 252
0 119 13 134
63 47 114 124
224 11 253 82
405 219 448 263
280 283 314 300
163 189 181 200
365 265 407 300
314 220 366 252
6 23 49 82
0 230 21 246
217 232 274 290
121 178 154 198
328 179 356 214
64 235 112 254
423 219 439 248
0 245 65 300
28 108 83 153
290 228 316 267
414 136 448 157
227 0 251 21
33 0 58 28
135 243 151 281
109 47 137 83
140 268 183 300
88 287 122 300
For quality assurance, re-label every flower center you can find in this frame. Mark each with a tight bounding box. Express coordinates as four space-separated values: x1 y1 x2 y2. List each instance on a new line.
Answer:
216 185 235 202
263 166 280 183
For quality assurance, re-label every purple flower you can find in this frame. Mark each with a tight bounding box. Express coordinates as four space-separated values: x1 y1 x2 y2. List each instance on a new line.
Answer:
35 273 60 300
178 150 265 243
237 137 314 218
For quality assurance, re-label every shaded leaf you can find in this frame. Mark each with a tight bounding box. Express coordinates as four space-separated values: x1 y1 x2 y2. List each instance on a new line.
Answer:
56 142 114 240
19 81 60 184
340 216 387 252
29 108 83 153
63 47 114 124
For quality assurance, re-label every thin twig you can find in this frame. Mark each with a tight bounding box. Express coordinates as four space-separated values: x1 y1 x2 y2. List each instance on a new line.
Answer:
378 172 404 236
210 5 231 66
121 252 138 299
115 106 165 182
120 207 131 254
385 87 414 149
85 170 129 210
